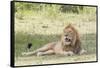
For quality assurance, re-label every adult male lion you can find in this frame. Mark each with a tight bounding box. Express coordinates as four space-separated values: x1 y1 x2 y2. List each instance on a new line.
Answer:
22 24 86 56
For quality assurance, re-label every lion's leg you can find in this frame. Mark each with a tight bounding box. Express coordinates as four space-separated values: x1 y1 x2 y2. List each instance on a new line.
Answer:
34 42 56 53
57 51 74 56
37 50 55 56
22 45 50 56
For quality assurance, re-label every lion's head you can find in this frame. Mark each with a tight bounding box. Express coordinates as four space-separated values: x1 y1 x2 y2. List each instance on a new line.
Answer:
61 24 81 54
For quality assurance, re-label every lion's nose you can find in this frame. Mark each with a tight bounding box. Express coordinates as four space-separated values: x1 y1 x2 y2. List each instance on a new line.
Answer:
65 38 71 42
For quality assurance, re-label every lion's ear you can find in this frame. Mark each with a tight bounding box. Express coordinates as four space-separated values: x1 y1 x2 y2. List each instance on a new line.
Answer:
63 24 72 32
65 24 72 29
67 24 72 27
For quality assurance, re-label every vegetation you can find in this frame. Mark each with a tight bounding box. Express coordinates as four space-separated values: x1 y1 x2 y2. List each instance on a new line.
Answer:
15 2 96 20
14 2 97 66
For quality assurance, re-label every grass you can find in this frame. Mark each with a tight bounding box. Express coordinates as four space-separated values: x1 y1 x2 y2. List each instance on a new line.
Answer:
14 4 97 66
15 33 96 57
15 54 96 66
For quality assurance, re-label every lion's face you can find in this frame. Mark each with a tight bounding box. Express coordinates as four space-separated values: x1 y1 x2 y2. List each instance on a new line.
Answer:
61 26 75 46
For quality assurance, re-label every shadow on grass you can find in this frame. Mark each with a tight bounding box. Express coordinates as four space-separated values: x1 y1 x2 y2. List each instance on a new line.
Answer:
15 32 97 57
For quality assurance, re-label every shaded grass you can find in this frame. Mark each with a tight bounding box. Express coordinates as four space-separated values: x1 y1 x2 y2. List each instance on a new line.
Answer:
81 33 96 54
15 32 96 57
15 32 60 57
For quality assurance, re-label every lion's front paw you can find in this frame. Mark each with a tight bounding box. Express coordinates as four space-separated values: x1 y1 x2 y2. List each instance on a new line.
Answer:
64 51 74 56
37 52 44 56
67 51 74 56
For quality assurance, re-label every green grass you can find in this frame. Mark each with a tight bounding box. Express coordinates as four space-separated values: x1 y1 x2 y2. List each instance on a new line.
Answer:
15 33 96 57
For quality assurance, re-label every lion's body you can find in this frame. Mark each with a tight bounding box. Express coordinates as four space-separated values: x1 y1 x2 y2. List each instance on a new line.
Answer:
22 24 86 56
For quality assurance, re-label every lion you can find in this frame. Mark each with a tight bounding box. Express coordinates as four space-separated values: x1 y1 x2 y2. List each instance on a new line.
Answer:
22 24 86 56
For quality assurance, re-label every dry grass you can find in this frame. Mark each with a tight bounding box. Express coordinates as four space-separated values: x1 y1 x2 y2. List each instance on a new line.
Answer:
15 54 96 66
